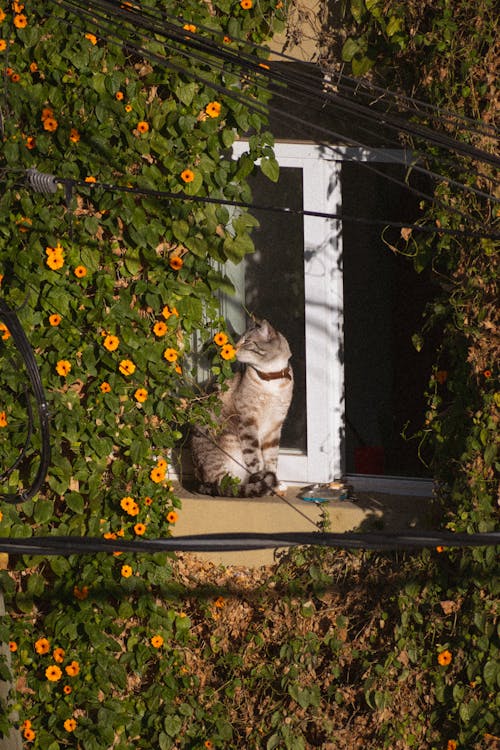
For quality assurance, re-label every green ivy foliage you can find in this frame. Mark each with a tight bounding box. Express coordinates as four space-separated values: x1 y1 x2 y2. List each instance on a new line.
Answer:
0 0 286 745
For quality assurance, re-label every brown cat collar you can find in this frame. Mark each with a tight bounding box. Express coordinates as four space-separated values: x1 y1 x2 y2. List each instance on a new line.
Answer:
251 365 292 381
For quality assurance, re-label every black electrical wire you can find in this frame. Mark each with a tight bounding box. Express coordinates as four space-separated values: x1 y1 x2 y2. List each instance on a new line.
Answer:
0 300 51 503
54 0 499 218
0 530 498 555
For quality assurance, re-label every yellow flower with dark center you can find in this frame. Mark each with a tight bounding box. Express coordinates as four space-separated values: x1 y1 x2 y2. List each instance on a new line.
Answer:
213 332 228 346
437 649 452 666
13 13 27 27
153 321 167 336
43 116 58 132
180 169 194 183
29 61 38 72
69 128 80 143
103 334 119 351
150 467 166 483
115 91 124 100
64 719 77 732
125 104 132 113
163 347 178 362
24 727 36 741
65 660 80 677
134 523 146 535
151 635 164 648
0 10 5 23
119 359 135 376
49 314 61 326
220 344 236 361
0 40 7 52
166 510 178 524
183 23 197 32
121 564 133 578
136 121 149 134
205 101 221 118
74 265 87 278
100 381 111 393
56 360 71 377
134 388 148 403
63 685 72 695
240 0 252 8
41 107 53 121
169 256 183 270
35 637 50 654
85 175 96 183
45 665 62 681
46 253 64 270
9 641 17 652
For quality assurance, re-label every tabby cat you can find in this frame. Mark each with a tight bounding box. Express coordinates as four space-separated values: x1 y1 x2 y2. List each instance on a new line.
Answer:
191 319 293 497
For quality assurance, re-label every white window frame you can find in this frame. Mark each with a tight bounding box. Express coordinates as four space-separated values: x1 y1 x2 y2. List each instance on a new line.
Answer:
231 141 433 494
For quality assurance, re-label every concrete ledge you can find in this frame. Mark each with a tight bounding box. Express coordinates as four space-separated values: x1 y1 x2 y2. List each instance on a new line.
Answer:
172 485 433 568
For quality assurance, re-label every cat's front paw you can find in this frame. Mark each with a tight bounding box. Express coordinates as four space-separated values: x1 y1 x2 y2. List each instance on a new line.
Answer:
244 471 278 497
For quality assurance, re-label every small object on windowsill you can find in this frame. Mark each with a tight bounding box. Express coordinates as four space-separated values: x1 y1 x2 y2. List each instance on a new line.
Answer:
299 482 351 504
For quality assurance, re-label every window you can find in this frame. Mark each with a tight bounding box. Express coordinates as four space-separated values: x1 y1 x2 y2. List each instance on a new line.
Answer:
230 141 434 491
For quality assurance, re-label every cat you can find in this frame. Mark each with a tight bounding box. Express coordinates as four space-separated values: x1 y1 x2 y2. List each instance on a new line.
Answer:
191 319 293 497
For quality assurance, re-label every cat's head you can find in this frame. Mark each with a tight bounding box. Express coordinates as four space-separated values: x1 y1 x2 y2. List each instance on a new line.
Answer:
235 319 291 369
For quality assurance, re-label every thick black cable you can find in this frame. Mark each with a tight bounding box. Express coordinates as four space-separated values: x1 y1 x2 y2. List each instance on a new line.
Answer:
0 300 51 503
0 531 498 555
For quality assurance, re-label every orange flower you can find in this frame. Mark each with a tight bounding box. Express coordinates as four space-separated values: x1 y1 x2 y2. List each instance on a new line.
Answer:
9 641 17 652
153 321 167 336
151 635 164 648
166 510 178 524
45 664 62 681
0 411 8 428
162 305 179 319
85 175 96 183
64 718 77 732
220 344 236 361
73 585 89 600
46 253 64 270
115 91 124 100
25 135 36 149
100 381 111 393
205 101 221 118
120 496 139 516
35 637 50 655
134 388 148 403
53 647 65 663
41 107 53 121
63 685 72 695
125 103 132 113
29 61 38 72
103 334 119 351
134 523 146 535
180 169 194 183
437 649 452 666
483 369 492 378
74 265 87 278
213 332 228 346
204 741 214 749
121 564 133 578
446 741 458 750
24 727 36 742
144 496 153 506
43 116 58 132
10 72 20 83
214 596 225 608
169 256 183 270
435 370 448 384
163 347 178 362
49 313 61 326
136 121 149 134
69 128 80 143
240 0 252 8
0 322 10 340
65 660 80 677
183 23 197 32
13 13 27 27
119 359 136 376
150 467 166 483
56 360 71 377
223 35 231 43
85 32 97 45
156 458 167 470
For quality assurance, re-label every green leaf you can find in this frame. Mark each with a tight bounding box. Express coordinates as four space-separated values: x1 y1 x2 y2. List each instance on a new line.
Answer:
341 38 362 62
260 156 280 182
483 659 498 689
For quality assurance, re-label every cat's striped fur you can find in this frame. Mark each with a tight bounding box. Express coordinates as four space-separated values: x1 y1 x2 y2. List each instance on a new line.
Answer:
191 319 293 497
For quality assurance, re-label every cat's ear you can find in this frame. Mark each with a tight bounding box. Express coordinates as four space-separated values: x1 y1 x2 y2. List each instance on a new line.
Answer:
257 319 272 339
